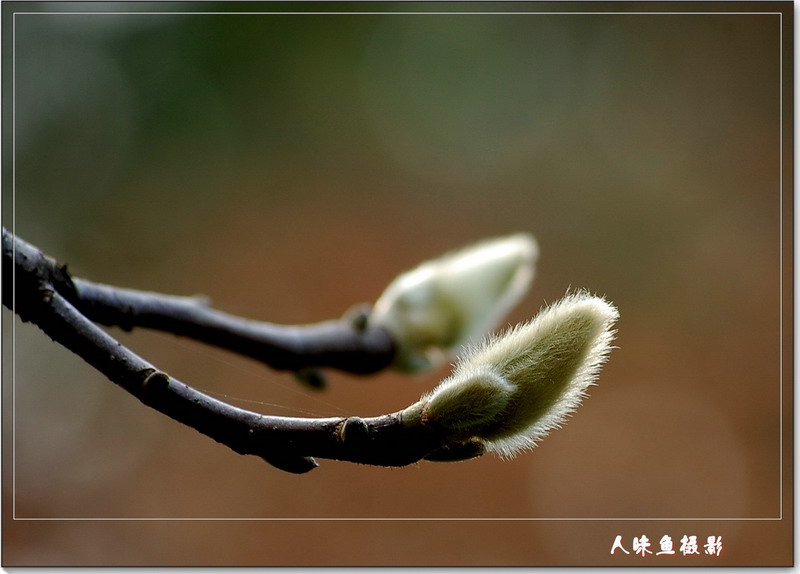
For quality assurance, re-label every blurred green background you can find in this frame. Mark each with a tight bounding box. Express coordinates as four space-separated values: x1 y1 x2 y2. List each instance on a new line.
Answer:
3 2 790 566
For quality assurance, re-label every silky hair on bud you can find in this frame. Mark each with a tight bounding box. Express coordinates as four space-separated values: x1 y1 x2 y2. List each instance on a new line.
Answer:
428 290 618 458
422 364 515 432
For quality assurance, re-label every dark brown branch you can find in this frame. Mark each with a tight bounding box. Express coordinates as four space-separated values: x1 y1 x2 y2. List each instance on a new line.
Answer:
3 228 481 473
3 228 397 375
32 290 448 473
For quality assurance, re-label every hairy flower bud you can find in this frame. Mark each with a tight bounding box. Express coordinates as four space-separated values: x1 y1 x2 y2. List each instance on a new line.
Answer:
370 233 538 372
407 291 619 457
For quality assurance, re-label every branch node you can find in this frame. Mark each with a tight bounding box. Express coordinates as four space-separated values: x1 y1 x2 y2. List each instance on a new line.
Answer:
261 453 319 474
339 416 370 443
342 303 371 332
142 369 171 391
38 288 55 303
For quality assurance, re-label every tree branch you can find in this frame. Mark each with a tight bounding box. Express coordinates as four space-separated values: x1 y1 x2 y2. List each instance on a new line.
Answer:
2 228 479 473
3 228 397 375
4 228 618 474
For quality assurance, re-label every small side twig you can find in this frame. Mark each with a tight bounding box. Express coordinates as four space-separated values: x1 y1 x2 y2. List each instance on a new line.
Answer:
3 229 397 375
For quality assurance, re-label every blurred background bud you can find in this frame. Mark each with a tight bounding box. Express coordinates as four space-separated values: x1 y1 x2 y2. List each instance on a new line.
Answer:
370 233 538 372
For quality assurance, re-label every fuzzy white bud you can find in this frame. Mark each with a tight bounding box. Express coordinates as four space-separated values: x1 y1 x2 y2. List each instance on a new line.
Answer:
370 233 538 372
410 291 619 458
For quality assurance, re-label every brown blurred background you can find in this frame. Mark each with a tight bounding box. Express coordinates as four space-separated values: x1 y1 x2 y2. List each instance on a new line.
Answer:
2 2 791 566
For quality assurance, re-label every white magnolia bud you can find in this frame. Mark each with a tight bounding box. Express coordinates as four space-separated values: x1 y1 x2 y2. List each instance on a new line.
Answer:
371 234 538 372
412 291 619 458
